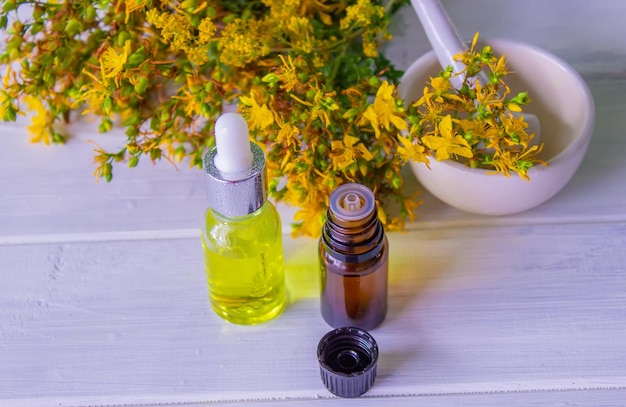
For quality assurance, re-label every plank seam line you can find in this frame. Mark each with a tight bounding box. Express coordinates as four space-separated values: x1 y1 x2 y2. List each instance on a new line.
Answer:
1 217 625 246
58 385 626 407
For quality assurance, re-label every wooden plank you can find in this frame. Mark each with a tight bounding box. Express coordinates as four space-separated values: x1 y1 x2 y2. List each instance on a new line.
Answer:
6 388 626 407
388 0 626 78
1 223 625 406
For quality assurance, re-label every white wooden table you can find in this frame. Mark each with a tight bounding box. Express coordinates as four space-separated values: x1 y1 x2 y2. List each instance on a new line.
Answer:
2 1 625 406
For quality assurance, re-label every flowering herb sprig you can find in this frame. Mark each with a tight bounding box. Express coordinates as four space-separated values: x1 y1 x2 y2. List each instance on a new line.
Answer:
399 33 545 180
1 0 418 237
1 1 542 237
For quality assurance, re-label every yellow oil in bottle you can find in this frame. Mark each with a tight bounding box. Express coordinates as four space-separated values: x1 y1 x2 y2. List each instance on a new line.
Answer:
201 201 286 325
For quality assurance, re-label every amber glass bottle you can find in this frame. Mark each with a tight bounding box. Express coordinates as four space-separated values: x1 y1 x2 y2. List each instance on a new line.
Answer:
319 183 388 330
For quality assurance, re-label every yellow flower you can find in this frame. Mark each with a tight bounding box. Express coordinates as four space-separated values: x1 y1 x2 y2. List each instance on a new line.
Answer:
0 92 9 120
430 76 450 101
490 143 545 180
147 10 193 51
24 96 52 145
292 204 325 238
360 81 407 137
286 16 314 53
198 17 217 44
74 70 112 116
489 55 509 81
173 88 201 118
397 134 428 165
124 0 149 23
421 115 473 161
219 18 271 67
340 0 384 30
299 0 345 25
374 81 406 130
330 134 374 171
362 38 378 58
100 40 131 86
501 113 531 147
278 55 299 92
239 93 274 130
276 122 300 149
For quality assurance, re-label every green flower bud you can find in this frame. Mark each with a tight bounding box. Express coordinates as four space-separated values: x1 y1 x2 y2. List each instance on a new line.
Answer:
134 77 149 94
32 5 45 19
200 102 212 117
508 91 530 105
65 18 82 37
2 0 16 13
102 162 113 182
99 118 113 133
391 174 402 189
149 149 162 161
52 132 65 144
102 96 113 114
125 125 138 137
9 20 23 35
31 21 44 35
262 73 278 87
150 116 161 131
126 143 139 155
84 5 97 23
116 31 131 47
180 0 195 10
127 48 146 68
3 104 17 122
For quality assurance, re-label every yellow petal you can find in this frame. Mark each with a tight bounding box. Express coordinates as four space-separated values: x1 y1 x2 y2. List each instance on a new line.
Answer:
421 135 445 150
390 114 408 130
356 144 374 161
438 115 453 138
507 103 522 112
343 134 359 148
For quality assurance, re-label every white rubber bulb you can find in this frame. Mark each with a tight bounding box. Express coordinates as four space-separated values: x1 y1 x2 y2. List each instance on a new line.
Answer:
214 113 254 174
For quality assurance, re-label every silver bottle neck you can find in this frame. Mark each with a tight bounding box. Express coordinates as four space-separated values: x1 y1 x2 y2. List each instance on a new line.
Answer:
203 142 268 217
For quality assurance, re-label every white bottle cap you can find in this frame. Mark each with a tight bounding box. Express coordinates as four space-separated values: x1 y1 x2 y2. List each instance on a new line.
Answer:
214 113 254 174
330 183 376 222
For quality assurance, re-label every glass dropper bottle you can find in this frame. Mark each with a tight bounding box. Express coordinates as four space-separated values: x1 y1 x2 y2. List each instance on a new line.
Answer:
201 113 286 325
319 183 388 330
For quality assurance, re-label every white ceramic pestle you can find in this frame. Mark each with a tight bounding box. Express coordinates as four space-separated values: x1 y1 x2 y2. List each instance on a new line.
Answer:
410 0 541 142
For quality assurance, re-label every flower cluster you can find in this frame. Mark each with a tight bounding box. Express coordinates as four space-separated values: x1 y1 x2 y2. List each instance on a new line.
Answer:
1 0 416 236
1 1 541 237
241 56 419 237
400 33 545 180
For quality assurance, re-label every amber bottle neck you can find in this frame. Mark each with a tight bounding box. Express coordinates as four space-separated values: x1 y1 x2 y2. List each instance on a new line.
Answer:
322 207 385 263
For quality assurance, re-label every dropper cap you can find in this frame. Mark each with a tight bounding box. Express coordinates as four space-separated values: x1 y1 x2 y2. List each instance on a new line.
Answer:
203 113 268 217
